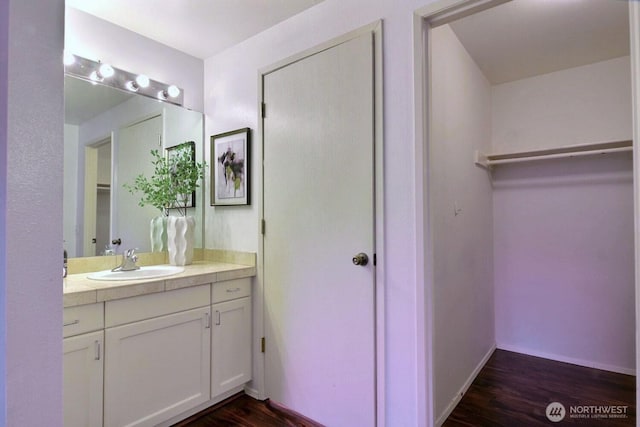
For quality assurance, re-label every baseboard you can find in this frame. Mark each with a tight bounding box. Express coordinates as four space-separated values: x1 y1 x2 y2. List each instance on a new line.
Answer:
244 384 263 400
156 385 246 427
435 343 496 426
496 343 636 376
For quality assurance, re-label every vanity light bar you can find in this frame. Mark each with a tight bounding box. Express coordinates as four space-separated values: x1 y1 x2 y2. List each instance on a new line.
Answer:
64 53 184 106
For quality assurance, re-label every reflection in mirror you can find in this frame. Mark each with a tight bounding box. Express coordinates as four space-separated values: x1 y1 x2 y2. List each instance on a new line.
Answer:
63 75 204 258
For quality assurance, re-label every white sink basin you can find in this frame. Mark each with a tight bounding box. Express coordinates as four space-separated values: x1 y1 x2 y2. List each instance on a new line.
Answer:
87 265 184 281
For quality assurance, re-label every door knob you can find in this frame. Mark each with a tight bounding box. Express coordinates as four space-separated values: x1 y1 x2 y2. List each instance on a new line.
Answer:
352 253 369 266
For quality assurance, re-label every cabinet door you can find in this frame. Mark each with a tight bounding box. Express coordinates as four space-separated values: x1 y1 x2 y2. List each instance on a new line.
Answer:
64 330 104 427
211 297 252 397
104 307 211 427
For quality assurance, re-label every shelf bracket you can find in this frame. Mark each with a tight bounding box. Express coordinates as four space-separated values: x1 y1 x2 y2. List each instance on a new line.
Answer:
474 150 491 171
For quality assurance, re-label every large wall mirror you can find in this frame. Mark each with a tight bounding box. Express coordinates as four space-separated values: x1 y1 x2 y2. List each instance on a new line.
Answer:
63 75 204 258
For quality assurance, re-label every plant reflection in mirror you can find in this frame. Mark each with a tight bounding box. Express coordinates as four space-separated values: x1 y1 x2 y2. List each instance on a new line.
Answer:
124 142 206 217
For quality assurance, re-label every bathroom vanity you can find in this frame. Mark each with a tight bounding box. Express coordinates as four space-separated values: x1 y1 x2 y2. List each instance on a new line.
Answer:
63 259 255 427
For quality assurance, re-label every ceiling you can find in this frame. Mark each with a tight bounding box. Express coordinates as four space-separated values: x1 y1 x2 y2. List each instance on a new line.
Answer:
64 0 631 110
65 0 324 59
449 0 630 84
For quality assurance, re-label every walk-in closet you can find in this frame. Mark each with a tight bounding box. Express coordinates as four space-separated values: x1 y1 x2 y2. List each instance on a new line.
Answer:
428 0 634 423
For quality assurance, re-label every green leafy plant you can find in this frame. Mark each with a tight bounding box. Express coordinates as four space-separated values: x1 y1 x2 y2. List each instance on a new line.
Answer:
124 142 206 217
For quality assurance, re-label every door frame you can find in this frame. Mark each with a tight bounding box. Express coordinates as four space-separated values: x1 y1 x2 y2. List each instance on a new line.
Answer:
255 21 385 425
630 0 640 418
413 0 640 425
82 135 112 257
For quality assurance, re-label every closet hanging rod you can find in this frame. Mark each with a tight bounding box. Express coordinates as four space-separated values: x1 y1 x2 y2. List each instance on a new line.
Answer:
474 139 632 170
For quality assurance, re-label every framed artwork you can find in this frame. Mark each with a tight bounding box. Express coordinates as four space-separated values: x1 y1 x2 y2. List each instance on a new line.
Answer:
166 141 196 210
211 128 250 206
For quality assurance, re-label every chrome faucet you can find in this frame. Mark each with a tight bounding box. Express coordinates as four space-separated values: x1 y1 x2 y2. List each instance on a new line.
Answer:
112 248 140 272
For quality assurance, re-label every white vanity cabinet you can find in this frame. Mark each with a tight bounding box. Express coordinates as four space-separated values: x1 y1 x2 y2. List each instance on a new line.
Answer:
63 267 254 427
211 278 252 397
103 285 211 427
63 303 104 427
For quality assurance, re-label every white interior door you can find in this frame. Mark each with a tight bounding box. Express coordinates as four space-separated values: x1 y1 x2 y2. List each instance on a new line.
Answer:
115 115 162 251
263 32 376 426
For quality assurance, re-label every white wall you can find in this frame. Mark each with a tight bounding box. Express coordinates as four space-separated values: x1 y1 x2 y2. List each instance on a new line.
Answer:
492 57 635 373
430 24 495 421
2 0 64 425
492 56 632 152
0 3 8 422
493 157 635 372
65 7 204 112
203 0 431 424
0 1 6 415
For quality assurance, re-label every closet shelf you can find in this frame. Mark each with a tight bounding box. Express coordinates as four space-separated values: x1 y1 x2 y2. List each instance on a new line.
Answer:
474 140 633 170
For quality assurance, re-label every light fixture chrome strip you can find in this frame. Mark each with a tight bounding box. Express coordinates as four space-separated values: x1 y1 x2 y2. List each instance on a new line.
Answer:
64 53 184 106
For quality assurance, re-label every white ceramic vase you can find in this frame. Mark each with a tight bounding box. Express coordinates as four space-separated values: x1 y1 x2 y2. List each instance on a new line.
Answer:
150 216 168 252
167 216 195 266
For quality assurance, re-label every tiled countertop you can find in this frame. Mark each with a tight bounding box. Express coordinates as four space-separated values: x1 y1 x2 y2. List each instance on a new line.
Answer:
64 261 256 308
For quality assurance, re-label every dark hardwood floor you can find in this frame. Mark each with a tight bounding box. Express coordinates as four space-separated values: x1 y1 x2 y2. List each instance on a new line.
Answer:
172 393 324 427
173 349 634 426
444 349 635 426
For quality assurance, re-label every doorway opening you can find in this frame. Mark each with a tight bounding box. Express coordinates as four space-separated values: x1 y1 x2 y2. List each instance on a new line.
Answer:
416 0 638 424
83 136 112 256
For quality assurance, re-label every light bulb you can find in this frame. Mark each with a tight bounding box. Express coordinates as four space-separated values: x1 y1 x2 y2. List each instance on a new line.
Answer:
99 63 114 78
63 52 75 66
89 71 103 82
157 90 168 101
135 74 150 88
167 85 180 98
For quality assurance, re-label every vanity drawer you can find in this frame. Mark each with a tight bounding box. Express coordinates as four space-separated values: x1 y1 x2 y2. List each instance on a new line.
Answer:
212 278 251 304
63 303 104 338
105 284 210 328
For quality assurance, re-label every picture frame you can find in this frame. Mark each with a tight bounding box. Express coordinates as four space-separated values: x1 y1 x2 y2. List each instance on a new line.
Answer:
166 141 196 210
211 128 250 206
